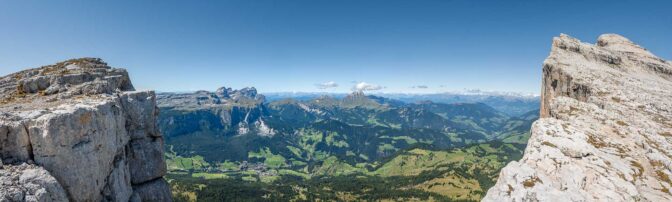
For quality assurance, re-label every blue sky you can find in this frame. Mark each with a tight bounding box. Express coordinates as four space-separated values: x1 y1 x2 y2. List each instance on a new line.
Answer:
0 0 670 94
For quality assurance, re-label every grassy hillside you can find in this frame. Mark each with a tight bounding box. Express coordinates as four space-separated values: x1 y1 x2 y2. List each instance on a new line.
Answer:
160 93 537 201
167 142 525 201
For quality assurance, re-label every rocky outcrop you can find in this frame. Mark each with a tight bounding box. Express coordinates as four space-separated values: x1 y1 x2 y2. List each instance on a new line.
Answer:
157 87 274 137
484 34 672 201
159 86 265 108
0 161 68 202
0 58 171 201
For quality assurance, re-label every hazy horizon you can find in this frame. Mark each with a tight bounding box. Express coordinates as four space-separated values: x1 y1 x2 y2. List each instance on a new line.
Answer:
157 88 541 97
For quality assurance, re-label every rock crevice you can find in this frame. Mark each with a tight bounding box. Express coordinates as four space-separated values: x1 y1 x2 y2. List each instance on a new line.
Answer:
0 58 171 202
484 34 672 201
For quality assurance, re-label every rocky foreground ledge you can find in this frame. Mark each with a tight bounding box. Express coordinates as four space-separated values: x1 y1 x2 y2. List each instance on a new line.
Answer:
484 34 672 201
0 58 171 201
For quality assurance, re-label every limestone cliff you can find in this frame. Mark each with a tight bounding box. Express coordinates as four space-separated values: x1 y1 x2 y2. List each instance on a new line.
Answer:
157 87 274 137
0 58 171 201
484 34 672 201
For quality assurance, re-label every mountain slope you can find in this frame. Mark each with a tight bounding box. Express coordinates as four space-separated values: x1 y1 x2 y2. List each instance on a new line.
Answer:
378 93 540 116
168 142 525 201
159 89 538 201
263 92 540 117
496 109 539 144
160 91 535 163
485 34 672 201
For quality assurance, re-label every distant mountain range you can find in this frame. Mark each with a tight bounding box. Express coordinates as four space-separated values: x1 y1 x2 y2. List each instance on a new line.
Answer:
264 91 540 116
158 87 539 201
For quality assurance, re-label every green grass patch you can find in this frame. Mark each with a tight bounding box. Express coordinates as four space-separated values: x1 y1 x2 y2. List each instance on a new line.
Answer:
248 147 288 168
192 172 229 180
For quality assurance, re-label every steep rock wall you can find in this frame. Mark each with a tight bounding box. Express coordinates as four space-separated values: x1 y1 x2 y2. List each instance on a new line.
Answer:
0 58 171 202
157 88 273 138
484 34 672 201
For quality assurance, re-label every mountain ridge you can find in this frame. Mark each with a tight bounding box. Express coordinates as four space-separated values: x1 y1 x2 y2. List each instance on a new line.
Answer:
484 34 672 201
263 92 540 116
159 87 539 201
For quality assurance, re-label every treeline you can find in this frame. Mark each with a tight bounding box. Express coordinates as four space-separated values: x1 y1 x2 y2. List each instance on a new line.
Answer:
167 163 489 202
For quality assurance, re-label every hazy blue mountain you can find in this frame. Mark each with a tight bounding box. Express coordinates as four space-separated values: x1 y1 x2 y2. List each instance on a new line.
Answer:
264 92 540 116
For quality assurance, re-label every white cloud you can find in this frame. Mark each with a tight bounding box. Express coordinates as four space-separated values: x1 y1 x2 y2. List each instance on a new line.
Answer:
315 81 338 89
411 85 429 89
352 82 384 91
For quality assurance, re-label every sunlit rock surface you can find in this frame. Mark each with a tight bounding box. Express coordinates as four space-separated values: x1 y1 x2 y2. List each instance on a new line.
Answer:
484 34 672 201
157 86 275 137
0 58 171 202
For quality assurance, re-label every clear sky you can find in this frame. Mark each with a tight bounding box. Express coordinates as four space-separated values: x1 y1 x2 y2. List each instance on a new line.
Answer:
0 0 670 94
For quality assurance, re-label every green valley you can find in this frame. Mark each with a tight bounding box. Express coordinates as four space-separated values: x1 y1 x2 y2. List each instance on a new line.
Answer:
157 88 538 201
167 142 525 201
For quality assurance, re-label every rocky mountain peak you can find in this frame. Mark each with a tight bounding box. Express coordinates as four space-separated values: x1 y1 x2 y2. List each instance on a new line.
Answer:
343 90 368 101
341 91 379 107
158 86 264 109
596 34 655 56
238 87 258 96
350 90 365 97
215 86 230 95
0 59 171 201
484 34 672 201
0 58 134 110
215 86 258 98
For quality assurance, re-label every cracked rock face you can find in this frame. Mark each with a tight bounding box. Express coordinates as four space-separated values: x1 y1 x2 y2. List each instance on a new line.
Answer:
484 34 672 201
0 58 171 202
0 162 68 202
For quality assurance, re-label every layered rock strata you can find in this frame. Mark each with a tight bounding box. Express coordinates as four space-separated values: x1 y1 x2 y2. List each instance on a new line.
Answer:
0 58 171 201
484 34 672 201
157 87 274 137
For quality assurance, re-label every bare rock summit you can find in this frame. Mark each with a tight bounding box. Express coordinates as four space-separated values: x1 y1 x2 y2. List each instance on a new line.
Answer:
483 34 672 201
0 58 171 202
